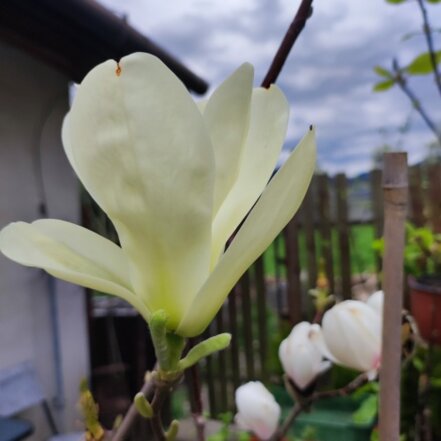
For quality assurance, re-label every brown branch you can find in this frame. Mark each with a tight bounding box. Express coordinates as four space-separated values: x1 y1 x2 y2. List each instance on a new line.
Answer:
270 373 370 440
416 0 441 98
393 59 441 146
261 0 314 88
111 375 156 441
185 338 206 441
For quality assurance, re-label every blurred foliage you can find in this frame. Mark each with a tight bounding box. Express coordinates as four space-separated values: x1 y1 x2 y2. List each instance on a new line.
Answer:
373 222 441 277
78 379 105 441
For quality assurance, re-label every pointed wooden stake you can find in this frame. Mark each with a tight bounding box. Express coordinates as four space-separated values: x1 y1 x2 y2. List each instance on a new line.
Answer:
379 152 408 441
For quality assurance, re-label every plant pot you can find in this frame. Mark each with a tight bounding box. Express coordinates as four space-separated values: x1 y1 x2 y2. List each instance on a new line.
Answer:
409 275 441 345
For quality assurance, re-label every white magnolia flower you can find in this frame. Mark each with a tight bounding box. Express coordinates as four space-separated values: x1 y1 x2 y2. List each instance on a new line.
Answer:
366 290 384 316
314 300 382 375
235 381 280 440
0 53 316 337
279 321 331 390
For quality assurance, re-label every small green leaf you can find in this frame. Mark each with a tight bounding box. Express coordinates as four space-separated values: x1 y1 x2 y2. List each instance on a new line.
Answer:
386 0 407 3
427 0 441 3
374 66 393 78
165 420 180 441
430 377 441 388
352 394 378 425
178 333 231 371
406 51 441 75
134 392 153 419
373 79 396 92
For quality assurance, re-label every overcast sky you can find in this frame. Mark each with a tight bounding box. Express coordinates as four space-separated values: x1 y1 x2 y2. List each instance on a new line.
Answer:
99 0 441 176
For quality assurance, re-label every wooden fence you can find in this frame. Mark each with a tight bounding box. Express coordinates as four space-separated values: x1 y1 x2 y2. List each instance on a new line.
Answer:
81 161 441 418
200 162 441 416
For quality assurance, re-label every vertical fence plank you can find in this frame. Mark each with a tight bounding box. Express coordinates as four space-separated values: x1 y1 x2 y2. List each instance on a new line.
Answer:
408 165 426 227
317 173 335 293
370 169 383 281
303 181 317 290
273 234 284 316
254 256 268 382
215 308 228 411
204 325 217 417
336 173 352 299
240 272 255 380
428 163 441 233
228 288 240 394
284 217 302 324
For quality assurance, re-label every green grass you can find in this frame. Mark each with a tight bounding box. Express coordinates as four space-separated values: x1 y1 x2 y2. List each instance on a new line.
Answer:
263 224 377 278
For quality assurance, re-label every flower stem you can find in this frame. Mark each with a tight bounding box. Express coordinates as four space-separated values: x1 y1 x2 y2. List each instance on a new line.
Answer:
270 373 370 440
261 0 314 88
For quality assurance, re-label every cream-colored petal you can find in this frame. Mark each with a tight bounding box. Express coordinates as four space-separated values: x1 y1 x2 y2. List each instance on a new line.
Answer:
0 220 149 320
67 53 214 329
177 128 316 336
202 63 253 216
210 85 289 267
61 113 76 171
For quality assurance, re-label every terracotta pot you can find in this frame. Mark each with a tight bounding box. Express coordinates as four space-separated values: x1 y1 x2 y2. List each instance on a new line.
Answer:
409 275 441 345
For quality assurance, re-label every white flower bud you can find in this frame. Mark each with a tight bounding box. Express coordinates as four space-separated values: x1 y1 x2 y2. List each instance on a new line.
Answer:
279 322 331 390
366 290 383 316
318 300 382 374
235 381 280 440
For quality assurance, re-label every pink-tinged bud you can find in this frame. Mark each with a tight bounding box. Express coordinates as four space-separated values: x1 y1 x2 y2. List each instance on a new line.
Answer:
235 381 280 440
279 322 331 390
366 290 383 316
319 300 382 374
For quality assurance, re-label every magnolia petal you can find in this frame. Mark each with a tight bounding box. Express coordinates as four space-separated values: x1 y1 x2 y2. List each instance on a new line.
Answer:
178 128 316 337
202 63 253 216
66 53 214 329
0 220 149 319
235 382 280 440
210 85 289 266
322 301 382 372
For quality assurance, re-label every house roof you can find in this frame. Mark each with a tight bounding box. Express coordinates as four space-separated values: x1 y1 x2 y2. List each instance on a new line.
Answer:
0 0 208 94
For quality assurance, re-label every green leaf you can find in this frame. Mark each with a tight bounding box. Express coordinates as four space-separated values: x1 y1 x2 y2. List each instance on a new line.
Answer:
431 377 441 388
352 394 378 425
374 66 393 78
386 0 407 3
165 420 180 441
406 51 441 75
178 333 231 370
427 0 441 3
134 392 153 419
373 79 396 92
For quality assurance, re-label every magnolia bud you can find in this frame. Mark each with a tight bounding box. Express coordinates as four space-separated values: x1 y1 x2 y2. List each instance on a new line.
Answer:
317 300 382 374
279 322 331 390
235 381 280 440
366 290 383 316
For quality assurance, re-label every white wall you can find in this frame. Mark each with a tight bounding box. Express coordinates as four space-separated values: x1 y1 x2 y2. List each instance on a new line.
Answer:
0 42 90 439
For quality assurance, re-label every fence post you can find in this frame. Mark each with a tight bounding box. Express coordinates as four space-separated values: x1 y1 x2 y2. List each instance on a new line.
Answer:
408 165 426 227
335 173 351 299
284 217 302 324
317 173 335 294
428 163 441 233
378 153 408 441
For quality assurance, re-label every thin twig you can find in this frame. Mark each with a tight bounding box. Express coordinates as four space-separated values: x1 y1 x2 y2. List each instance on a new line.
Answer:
416 0 441 98
270 373 369 440
111 375 156 441
261 0 314 88
393 59 441 146
185 338 206 441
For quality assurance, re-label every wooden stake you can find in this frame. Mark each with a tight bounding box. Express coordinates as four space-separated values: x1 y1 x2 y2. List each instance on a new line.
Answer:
379 153 408 441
